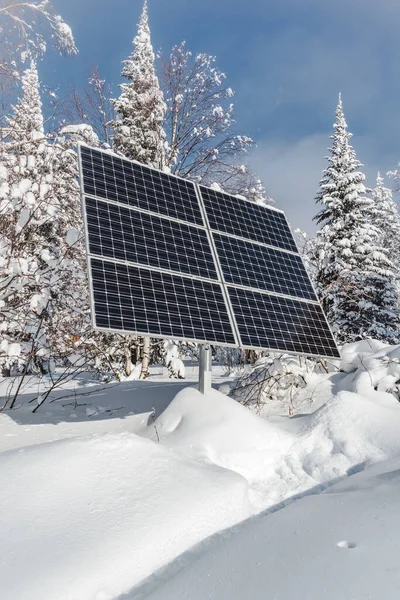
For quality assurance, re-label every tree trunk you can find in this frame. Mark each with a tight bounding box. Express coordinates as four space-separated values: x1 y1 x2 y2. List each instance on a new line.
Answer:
124 336 133 377
139 336 150 379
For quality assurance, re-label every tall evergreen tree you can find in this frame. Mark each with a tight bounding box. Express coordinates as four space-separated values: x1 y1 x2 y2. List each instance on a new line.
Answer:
371 174 400 262
0 61 53 375
112 0 166 169
371 173 400 298
0 63 99 383
313 95 398 344
111 1 169 377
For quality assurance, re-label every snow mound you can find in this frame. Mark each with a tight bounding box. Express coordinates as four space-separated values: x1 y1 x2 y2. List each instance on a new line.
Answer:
340 338 389 372
144 388 294 481
338 340 400 400
0 432 251 600
141 456 400 600
272 390 400 498
142 353 400 511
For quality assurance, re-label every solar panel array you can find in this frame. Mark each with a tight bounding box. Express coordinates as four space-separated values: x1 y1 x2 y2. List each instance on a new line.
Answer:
213 233 316 300
81 145 203 224
91 259 235 345
79 145 340 359
199 186 298 252
85 196 218 280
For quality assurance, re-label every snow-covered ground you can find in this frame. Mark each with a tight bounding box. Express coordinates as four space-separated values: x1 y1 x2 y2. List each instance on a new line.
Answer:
1 341 400 599
139 457 400 600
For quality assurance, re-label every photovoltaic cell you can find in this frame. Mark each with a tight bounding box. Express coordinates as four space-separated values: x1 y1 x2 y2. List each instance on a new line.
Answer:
80 145 204 226
213 233 316 300
200 186 298 252
228 286 340 358
90 258 236 345
85 196 218 281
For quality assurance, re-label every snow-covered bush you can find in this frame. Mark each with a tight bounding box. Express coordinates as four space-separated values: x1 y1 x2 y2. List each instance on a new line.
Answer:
340 340 400 402
163 340 185 379
231 354 331 416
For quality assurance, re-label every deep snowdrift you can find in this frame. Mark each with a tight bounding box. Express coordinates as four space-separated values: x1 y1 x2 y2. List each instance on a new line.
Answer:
1 340 400 599
0 432 251 600
140 456 400 600
142 387 294 482
146 346 400 509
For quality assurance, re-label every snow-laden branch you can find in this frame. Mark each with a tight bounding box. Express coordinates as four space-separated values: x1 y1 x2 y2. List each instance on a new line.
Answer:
0 0 77 60
161 42 267 200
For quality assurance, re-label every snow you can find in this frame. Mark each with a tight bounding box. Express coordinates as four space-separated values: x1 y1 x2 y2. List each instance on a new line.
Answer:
163 340 185 378
16 208 31 231
143 388 293 487
140 457 400 600
66 227 80 246
0 432 250 600
60 124 99 146
7 342 21 357
16 178 32 197
1 342 400 599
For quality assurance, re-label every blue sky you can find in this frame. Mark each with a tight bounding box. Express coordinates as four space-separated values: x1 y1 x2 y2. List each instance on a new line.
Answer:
44 0 400 232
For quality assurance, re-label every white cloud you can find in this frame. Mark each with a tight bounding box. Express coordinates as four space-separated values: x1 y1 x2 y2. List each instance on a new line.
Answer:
250 135 328 234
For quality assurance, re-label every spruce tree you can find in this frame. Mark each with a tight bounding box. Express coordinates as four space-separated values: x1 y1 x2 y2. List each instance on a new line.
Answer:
371 173 400 304
0 63 98 380
111 1 169 378
371 174 400 266
0 61 54 375
112 0 166 169
313 95 398 344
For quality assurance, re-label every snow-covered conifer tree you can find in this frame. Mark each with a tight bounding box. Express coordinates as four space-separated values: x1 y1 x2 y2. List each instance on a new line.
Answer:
0 63 100 385
0 62 53 376
313 95 398 344
110 1 169 378
111 0 166 169
371 174 400 263
371 173 400 299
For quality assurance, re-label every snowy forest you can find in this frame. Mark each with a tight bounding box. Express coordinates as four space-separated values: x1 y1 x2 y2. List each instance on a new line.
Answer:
2 0 400 408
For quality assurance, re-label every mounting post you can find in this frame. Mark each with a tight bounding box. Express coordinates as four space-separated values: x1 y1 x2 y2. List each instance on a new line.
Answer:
198 344 212 394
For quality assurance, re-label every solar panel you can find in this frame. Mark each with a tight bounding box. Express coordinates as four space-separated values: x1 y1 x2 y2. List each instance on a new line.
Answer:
90 258 236 345
199 186 298 252
213 233 316 301
228 287 339 358
84 196 219 281
81 145 204 225
78 144 339 360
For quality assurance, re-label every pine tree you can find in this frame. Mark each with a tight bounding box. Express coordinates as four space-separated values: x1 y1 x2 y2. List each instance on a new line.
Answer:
110 1 169 378
0 61 54 376
313 95 399 344
112 0 166 169
0 63 99 384
371 173 400 303
371 174 400 264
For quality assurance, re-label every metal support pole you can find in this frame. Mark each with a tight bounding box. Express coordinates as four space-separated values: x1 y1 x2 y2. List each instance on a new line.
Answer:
198 344 212 394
